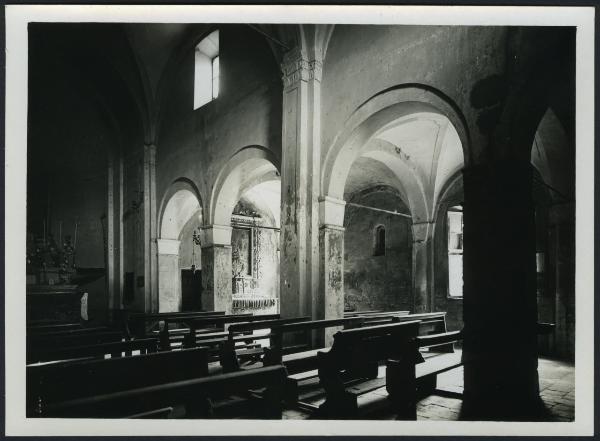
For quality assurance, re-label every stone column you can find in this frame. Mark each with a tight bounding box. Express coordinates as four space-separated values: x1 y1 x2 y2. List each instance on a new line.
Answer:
200 225 233 314
157 239 181 313
411 221 435 313
107 150 124 322
318 196 346 345
142 144 158 312
279 47 323 320
461 160 540 420
548 203 575 360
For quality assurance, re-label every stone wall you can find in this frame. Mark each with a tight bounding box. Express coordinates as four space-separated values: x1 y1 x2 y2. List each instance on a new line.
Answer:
343 191 413 312
156 24 282 213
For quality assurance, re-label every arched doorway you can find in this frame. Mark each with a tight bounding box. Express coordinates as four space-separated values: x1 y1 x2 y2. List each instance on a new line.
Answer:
158 180 202 312
206 146 281 314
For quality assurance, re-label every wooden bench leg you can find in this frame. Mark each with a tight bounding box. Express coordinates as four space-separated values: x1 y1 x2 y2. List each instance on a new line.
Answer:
416 375 437 398
263 385 285 419
386 359 417 420
219 340 240 373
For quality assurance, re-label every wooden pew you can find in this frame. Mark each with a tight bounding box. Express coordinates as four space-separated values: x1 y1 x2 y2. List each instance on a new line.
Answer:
27 322 83 334
27 337 159 364
275 313 452 406
27 346 209 417
315 321 422 419
126 310 226 338
27 329 124 363
263 317 367 374
168 313 280 351
157 313 255 350
41 365 288 419
413 330 463 397
219 316 312 372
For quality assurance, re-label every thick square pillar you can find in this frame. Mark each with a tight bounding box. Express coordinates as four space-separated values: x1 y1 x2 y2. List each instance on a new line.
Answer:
157 239 181 313
279 47 323 321
548 203 575 360
318 196 346 345
200 225 232 314
461 160 540 420
412 221 435 313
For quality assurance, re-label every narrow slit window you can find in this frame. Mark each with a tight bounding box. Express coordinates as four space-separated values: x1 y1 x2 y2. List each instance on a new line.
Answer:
194 30 219 110
373 225 386 256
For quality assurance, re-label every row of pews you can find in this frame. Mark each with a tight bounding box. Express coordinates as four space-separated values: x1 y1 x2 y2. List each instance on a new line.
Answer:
27 309 464 419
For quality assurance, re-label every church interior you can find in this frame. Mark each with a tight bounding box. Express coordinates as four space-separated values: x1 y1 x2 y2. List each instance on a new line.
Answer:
25 23 576 422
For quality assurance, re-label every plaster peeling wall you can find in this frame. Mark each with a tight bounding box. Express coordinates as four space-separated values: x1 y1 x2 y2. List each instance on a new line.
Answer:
343 191 413 312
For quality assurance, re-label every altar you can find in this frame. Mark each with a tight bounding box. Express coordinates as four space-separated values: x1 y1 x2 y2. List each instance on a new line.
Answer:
26 285 85 324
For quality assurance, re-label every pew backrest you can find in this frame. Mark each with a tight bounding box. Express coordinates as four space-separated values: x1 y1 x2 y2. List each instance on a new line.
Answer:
27 346 209 416
227 316 311 337
317 321 422 387
27 331 124 360
27 323 82 334
127 311 226 337
28 338 159 364
40 365 288 419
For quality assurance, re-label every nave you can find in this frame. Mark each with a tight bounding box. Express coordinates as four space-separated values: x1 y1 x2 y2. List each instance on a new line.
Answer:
23 21 577 424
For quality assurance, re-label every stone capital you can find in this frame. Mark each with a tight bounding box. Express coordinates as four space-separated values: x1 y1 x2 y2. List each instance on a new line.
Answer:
412 221 435 243
157 238 180 255
281 47 323 89
199 224 232 247
319 196 346 228
281 47 309 90
308 59 323 82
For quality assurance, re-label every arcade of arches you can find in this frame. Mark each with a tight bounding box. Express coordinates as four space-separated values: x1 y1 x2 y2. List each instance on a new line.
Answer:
27 23 575 420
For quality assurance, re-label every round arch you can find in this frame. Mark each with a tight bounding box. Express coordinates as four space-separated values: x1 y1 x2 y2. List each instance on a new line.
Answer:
158 177 204 240
208 145 281 226
322 85 471 211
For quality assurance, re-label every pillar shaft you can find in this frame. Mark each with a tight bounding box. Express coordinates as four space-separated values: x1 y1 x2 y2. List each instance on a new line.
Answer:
279 47 322 320
549 203 575 360
200 225 233 314
318 196 346 345
142 144 158 313
107 150 124 321
157 239 181 313
461 160 539 420
412 221 435 313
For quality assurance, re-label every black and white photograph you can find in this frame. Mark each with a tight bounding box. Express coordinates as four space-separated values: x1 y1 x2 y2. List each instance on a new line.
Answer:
4 4 595 436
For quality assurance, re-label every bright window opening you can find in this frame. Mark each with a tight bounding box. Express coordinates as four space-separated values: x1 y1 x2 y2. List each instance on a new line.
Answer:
447 205 463 298
194 30 219 110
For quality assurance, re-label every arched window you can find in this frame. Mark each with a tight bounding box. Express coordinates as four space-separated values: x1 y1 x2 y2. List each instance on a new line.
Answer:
194 30 219 110
447 205 463 297
373 225 386 256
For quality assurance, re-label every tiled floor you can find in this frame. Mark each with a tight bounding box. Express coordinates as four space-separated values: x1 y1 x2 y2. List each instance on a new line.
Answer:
282 355 575 421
